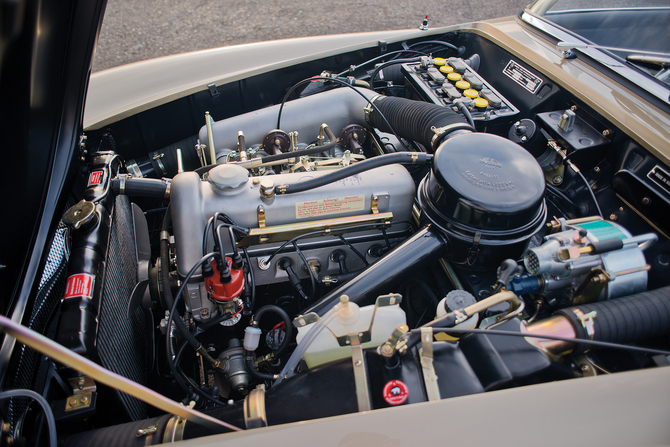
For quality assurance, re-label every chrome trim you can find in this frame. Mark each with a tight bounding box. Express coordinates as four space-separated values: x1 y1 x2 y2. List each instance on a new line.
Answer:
520 10 670 107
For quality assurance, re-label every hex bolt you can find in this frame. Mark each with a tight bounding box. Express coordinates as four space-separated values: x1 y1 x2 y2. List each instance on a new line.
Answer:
610 214 618 221
80 395 90 405
552 175 563 184
594 166 601 173
602 129 611 137
580 364 589 372
68 397 78 406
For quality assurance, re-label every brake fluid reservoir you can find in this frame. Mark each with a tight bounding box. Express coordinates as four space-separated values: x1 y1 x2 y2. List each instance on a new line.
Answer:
296 297 406 368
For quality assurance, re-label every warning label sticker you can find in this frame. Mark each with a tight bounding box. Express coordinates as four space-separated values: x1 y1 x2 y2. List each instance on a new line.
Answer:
295 194 365 219
64 273 95 299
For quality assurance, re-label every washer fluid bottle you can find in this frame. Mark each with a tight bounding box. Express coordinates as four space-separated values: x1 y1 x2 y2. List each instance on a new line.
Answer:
296 295 406 368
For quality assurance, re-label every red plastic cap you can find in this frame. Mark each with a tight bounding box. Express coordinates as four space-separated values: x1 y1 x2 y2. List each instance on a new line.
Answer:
205 258 245 302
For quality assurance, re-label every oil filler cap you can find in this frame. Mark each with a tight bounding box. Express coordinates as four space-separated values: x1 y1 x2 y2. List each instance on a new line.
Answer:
208 164 249 190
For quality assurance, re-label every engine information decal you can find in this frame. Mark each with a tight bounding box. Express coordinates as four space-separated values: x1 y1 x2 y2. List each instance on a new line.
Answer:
383 380 409 405
503 60 542 94
295 194 365 219
87 170 104 187
64 273 95 299
648 165 670 196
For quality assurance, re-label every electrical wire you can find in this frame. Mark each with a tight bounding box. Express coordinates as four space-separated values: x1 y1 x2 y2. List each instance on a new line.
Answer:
338 234 369 266
165 253 218 403
369 57 422 89
293 241 317 300
335 49 428 77
0 390 56 447
276 76 411 151
574 167 604 218
418 327 670 356
407 40 461 53
242 247 256 311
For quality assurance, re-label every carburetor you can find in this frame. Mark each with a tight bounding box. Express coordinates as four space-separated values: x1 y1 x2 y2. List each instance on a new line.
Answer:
510 217 657 305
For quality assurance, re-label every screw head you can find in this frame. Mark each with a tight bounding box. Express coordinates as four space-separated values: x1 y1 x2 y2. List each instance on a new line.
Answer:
642 197 651 205
580 364 589 372
570 105 578 111
602 129 611 137
594 166 601 173
609 213 618 221
552 175 563 184
201 308 209 317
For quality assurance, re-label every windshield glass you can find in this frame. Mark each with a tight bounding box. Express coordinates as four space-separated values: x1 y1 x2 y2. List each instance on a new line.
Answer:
526 1 670 87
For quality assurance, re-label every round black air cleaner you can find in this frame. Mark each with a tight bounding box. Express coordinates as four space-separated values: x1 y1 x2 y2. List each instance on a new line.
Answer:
418 132 546 268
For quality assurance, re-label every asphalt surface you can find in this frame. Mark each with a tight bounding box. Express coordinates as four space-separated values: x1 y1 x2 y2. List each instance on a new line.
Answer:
92 0 530 72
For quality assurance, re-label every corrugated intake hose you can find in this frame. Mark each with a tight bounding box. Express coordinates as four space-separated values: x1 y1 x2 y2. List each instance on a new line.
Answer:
556 286 670 352
368 95 473 150
275 152 432 195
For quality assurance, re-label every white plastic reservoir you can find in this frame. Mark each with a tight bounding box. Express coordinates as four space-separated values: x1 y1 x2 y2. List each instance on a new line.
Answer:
296 297 406 368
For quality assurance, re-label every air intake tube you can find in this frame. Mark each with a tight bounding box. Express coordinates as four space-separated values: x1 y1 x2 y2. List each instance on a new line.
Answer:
367 95 474 150
526 286 670 355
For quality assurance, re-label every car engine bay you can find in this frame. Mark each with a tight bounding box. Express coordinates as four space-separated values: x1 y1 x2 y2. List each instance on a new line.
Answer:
5 30 670 445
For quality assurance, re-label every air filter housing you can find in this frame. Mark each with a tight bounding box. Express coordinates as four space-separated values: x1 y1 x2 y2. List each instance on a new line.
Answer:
418 132 546 268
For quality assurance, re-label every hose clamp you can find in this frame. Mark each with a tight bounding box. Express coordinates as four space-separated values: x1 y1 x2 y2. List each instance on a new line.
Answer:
573 309 597 340
162 415 186 443
118 174 128 195
163 178 171 199
160 231 171 242
244 384 268 429
430 123 473 150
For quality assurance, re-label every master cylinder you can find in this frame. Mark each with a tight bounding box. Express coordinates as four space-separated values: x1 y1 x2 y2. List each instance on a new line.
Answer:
513 217 657 304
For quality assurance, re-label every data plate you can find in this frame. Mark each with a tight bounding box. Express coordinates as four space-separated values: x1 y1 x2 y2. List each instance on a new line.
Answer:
503 60 543 94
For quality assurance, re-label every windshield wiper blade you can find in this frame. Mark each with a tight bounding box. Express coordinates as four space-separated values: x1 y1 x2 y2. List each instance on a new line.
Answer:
556 41 670 60
626 54 670 69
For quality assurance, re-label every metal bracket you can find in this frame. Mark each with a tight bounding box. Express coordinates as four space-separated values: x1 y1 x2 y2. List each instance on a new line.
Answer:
239 212 393 246
331 294 403 347
573 267 610 305
420 328 441 402
257 205 266 229
371 195 379 214
65 376 96 412
292 312 319 328
350 334 371 412
379 324 409 357
244 384 268 429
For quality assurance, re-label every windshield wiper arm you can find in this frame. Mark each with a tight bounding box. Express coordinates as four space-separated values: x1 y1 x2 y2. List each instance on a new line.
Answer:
557 41 670 60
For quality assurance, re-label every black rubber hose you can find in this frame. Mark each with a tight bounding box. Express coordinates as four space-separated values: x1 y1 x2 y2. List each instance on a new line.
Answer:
111 177 169 198
252 305 293 357
555 286 670 353
245 352 278 381
369 57 421 88
160 205 174 310
275 152 432 195
368 95 473 150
